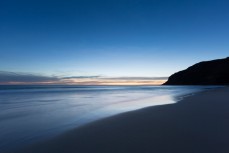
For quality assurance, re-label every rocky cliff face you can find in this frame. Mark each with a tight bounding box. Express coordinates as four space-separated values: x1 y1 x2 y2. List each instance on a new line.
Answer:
164 57 229 85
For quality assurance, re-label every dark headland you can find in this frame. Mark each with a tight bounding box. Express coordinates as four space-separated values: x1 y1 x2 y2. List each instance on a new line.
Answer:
164 57 229 85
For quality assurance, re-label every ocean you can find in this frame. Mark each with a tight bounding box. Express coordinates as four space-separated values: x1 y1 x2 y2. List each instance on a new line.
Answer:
0 85 218 152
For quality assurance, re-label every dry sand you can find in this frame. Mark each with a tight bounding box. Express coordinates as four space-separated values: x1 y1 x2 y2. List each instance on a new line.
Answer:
13 87 229 153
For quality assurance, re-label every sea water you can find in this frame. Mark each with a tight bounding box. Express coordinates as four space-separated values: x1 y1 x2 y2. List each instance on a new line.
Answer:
0 85 217 152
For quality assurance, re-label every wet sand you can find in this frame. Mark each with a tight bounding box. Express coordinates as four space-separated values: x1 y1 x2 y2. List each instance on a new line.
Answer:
13 87 229 153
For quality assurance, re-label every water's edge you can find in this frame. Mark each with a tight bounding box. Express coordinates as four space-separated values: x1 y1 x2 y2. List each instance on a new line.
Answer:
0 85 221 152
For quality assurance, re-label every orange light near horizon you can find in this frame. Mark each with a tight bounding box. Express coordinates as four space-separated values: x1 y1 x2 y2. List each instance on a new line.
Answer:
62 78 167 86
0 78 167 86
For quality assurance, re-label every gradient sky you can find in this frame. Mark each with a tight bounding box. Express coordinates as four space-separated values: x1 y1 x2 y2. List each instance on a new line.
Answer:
0 0 229 85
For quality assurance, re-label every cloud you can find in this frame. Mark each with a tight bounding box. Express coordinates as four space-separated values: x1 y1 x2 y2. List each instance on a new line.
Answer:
0 71 168 85
62 76 101 79
0 71 60 84
99 77 168 80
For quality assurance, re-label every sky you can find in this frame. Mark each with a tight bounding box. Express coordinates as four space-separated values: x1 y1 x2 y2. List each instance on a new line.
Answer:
0 0 229 85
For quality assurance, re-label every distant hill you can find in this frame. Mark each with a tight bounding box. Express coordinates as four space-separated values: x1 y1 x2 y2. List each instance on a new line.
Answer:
163 57 229 85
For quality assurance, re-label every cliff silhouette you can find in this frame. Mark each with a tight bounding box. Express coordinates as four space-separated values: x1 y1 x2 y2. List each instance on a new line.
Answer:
164 57 229 85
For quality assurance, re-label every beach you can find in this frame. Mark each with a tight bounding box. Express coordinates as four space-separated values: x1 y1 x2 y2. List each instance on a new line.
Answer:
13 87 229 153
0 85 208 152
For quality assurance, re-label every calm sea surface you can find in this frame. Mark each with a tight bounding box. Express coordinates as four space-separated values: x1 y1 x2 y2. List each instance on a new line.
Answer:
0 85 218 152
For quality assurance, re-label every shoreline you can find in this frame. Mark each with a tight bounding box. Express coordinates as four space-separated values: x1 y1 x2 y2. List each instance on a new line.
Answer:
12 87 229 153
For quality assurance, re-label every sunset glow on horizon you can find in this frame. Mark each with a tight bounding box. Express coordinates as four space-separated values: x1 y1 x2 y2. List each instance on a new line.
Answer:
61 78 167 86
0 75 167 86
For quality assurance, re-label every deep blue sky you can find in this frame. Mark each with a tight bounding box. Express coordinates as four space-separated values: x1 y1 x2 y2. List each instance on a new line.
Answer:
1 0 229 81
